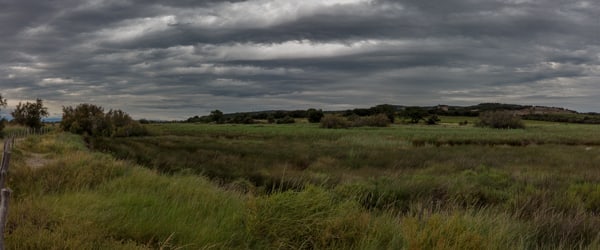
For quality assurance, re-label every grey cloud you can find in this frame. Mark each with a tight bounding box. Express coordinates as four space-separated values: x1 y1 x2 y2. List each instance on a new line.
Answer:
1 0 599 119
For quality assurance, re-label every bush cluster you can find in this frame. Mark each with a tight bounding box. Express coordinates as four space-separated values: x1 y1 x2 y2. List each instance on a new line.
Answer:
320 115 350 129
523 113 600 124
425 115 441 125
61 103 147 137
321 114 391 129
351 113 391 127
275 116 295 124
307 108 324 123
477 111 525 129
11 99 49 129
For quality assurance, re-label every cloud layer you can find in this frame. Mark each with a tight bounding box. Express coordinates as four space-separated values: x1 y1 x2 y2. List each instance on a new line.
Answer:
1 0 599 119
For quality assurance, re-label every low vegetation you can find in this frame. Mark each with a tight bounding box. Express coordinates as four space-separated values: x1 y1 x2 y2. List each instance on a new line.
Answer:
523 113 600 124
320 114 350 129
321 114 391 129
477 110 525 129
4 116 600 249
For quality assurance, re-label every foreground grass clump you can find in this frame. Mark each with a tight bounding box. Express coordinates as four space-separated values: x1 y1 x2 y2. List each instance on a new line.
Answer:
6 133 248 249
58 170 247 248
246 186 370 249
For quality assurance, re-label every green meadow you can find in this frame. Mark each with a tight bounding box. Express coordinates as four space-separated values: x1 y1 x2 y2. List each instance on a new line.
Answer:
4 117 600 249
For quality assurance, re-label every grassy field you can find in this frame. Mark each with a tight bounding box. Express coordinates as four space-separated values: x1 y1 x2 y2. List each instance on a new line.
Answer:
4 118 600 249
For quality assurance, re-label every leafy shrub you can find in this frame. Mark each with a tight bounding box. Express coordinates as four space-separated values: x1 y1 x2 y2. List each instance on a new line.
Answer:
307 108 324 123
477 111 525 129
61 104 108 136
320 115 350 129
276 116 295 124
61 103 147 137
228 114 254 124
352 114 391 127
402 107 427 124
425 115 441 125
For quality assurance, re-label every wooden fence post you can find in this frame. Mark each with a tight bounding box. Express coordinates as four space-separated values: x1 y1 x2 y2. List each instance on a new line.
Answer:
0 153 9 189
0 188 10 250
0 139 12 250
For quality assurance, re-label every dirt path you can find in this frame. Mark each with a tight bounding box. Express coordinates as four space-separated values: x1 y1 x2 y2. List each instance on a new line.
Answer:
25 153 52 169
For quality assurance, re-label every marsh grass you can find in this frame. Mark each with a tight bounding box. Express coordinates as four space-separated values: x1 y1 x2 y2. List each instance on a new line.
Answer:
94 122 600 192
4 119 600 249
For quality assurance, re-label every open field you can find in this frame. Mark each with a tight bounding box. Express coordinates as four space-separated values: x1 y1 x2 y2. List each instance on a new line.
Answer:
4 118 600 249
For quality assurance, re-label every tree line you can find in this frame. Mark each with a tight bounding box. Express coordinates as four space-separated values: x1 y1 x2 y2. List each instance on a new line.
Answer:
185 102 600 128
185 104 443 125
0 95 146 138
1 92 597 135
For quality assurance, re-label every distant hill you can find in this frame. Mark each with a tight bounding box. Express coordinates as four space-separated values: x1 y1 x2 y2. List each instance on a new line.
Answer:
187 103 598 124
433 103 578 117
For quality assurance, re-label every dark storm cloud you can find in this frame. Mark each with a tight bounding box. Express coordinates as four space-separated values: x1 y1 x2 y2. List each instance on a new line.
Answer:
1 0 599 119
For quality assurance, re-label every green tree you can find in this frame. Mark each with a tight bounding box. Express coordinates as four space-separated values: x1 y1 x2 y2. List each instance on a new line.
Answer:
210 110 224 124
276 116 295 124
61 103 107 136
402 107 427 124
11 98 49 129
307 108 324 123
426 115 441 125
106 109 147 137
230 114 254 124
372 104 397 123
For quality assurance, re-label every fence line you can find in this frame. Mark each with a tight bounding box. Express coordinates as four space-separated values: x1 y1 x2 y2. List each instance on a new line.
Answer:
0 136 13 250
0 127 51 249
6 126 53 139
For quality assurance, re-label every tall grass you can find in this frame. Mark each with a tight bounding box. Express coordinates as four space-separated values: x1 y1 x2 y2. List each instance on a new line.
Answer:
6 134 248 249
4 121 600 249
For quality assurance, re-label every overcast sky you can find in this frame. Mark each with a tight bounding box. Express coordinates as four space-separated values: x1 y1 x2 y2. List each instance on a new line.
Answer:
1 0 599 119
